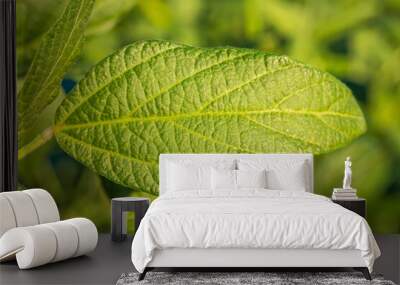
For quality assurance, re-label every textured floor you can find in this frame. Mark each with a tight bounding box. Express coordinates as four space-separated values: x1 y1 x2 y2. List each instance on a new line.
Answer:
0 234 398 285
0 235 134 285
117 271 395 285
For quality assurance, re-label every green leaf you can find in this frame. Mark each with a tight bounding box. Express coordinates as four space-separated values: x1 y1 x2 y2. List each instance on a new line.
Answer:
18 140 64 203
86 0 137 36
63 169 111 232
244 0 265 39
54 40 366 195
261 0 304 38
16 0 67 77
18 0 95 147
313 0 377 41
137 0 172 29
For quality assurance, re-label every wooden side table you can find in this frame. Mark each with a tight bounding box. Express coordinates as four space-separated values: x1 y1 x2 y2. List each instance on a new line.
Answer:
332 198 366 218
111 197 150 242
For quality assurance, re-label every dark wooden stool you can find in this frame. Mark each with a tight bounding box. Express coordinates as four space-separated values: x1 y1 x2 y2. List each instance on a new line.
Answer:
111 197 150 242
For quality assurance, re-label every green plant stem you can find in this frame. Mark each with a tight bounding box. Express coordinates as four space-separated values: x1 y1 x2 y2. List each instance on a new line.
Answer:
18 127 54 160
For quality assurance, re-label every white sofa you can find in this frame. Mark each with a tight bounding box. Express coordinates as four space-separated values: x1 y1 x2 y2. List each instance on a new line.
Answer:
0 189 98 269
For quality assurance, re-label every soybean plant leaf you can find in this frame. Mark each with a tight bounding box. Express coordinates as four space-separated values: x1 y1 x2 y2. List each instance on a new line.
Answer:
261 0 304 37
313 1 377 41
138 0 171 29
54 40 366 195
16 0 67 77
18 0 95 147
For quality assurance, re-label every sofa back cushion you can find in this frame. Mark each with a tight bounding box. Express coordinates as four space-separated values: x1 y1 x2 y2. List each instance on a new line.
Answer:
0 189 60 238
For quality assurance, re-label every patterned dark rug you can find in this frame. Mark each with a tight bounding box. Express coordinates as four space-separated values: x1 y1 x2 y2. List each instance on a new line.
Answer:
116 272 395 285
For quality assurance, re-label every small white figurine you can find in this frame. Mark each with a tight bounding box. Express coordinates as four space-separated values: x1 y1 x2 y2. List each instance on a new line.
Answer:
343 156 352 189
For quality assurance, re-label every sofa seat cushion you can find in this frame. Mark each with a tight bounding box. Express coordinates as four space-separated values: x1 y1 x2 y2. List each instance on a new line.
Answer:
0 218 98 269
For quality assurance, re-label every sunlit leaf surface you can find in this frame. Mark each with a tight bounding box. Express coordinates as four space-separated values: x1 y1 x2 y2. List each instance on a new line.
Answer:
54 40 365 195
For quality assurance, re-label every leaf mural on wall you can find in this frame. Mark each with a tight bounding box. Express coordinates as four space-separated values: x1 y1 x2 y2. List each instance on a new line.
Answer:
18 0 95 148
53 40 366 195
16 0 67 77
86 0 137 36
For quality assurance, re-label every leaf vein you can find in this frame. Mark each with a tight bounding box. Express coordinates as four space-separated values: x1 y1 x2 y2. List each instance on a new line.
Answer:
127 51 255 116
197 64 302 112
58 45 182 124
242 115 322 149
171 121 253 153
271 78 330 109
57 109 362 131
57 132 157 166
27 1 85 110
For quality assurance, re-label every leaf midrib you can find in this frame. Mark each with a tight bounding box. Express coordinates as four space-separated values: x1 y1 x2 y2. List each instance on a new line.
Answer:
18 37 84 133
20 1 85 110
59 55 340 130
57 121 253 170
56 109 352 171
58 60 307 128
35 0 85 96
56 108 363 132
57 131 157 166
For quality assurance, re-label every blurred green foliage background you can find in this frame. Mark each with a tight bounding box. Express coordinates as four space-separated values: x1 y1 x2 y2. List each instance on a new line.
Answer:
17 0 400 233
